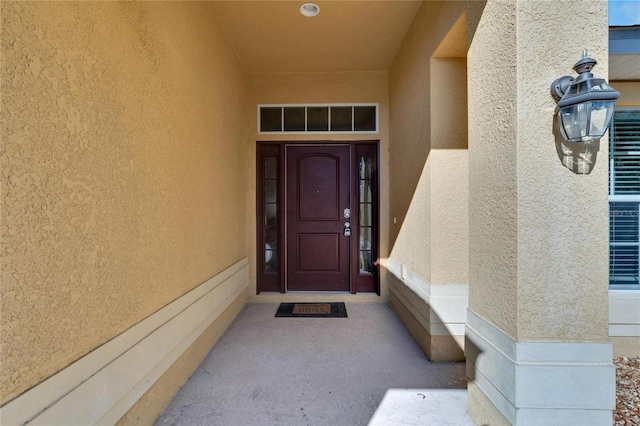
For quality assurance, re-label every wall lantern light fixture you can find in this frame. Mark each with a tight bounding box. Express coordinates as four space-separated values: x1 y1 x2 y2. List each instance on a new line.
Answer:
550 50 620 143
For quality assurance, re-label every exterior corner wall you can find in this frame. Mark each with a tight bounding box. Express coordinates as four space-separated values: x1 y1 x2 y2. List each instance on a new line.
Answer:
1 0 248 414
467 0 613 423
388 0 467 252
387 0 469 363
515 0 609 342
467 0 518 340
466 309 615 426
245 72 390 302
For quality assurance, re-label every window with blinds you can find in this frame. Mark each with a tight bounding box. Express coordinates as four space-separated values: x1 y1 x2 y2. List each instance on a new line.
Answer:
609 109 640 289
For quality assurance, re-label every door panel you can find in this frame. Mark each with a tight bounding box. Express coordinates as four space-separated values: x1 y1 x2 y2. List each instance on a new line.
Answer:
298 155 339 220
298 234 339 271
286 145 351 291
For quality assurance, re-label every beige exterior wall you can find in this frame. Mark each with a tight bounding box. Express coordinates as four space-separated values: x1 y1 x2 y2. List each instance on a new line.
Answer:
388 2 468 283
515 0 609 341
467 0 613 423
387 1 469 361
467 0 519 340
1 2 248 405
468 0 609 342
614 81 640 107
246 72 391 301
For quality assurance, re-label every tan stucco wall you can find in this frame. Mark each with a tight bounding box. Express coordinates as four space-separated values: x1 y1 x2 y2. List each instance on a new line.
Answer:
388 1 468 284
611 336 640 357
245 72 390 301
467 0 519 340
1 2 247 403
614 81 640 107
467 0 610 342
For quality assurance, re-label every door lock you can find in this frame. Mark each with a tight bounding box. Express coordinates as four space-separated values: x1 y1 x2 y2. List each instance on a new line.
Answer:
344 222 351 237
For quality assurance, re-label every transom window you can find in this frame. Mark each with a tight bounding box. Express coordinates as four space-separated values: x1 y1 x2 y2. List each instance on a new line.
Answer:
258 104 378 134
609 109 640 290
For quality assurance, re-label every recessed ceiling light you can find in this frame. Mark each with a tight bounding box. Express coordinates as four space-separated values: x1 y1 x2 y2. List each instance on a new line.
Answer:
300 3 320 17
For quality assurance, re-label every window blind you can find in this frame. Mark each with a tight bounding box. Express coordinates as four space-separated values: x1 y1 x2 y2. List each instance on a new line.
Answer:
610 110 640 194
610 202 639 286
610 110 640 289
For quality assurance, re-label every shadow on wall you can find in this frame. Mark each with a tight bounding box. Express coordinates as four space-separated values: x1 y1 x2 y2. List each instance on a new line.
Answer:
553 115 601 174
385 268 467 362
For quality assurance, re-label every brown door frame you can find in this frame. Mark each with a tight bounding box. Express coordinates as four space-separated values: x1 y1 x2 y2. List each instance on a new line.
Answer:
256 141 379 294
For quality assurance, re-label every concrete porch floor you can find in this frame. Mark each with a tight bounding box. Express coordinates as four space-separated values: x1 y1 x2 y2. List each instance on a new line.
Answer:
155 303 472 426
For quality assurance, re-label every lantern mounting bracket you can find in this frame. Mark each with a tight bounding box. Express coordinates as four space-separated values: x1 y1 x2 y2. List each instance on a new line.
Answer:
550 76 574 102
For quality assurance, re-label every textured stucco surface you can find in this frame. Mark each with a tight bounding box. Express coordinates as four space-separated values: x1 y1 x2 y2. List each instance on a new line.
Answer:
388 1 468 285
246 72 390 301
468 0 610 342
1 2 247 403
467 1 612 421
391 158 432 281
514 0 609 341
467 0 519 340
430 150 469 284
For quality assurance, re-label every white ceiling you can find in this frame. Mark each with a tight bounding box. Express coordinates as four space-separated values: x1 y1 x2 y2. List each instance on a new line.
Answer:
210 1 423 74
210 3 638 80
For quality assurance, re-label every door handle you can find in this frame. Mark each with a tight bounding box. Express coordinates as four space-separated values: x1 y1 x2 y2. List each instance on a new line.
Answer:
344 222 351 237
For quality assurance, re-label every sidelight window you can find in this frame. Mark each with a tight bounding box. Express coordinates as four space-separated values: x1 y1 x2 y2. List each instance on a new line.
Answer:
359 156 374 274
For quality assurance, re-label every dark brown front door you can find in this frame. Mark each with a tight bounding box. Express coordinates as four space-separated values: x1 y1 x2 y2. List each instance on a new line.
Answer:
286 145 351 291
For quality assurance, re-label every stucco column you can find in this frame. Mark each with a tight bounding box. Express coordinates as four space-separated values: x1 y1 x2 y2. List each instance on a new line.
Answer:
466 1 614 424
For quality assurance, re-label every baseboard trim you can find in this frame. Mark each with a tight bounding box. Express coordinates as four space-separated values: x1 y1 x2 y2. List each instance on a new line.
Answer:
387 258 467 337
609 290 640 337
466 309 615 425
0 258 248 425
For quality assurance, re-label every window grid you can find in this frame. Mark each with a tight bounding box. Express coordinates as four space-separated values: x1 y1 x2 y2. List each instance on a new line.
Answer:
258 104 378 134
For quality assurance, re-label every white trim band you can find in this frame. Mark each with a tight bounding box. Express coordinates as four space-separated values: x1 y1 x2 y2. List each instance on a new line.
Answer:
609 290 640 337
466 309 615 426
388 258 468 336
0 258 248 425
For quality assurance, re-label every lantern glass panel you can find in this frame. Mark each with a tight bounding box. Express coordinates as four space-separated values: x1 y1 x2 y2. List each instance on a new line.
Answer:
559 103 589 142
589 100 615 136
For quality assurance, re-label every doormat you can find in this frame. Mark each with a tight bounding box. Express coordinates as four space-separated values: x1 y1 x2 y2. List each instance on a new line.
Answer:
275 302 347 318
